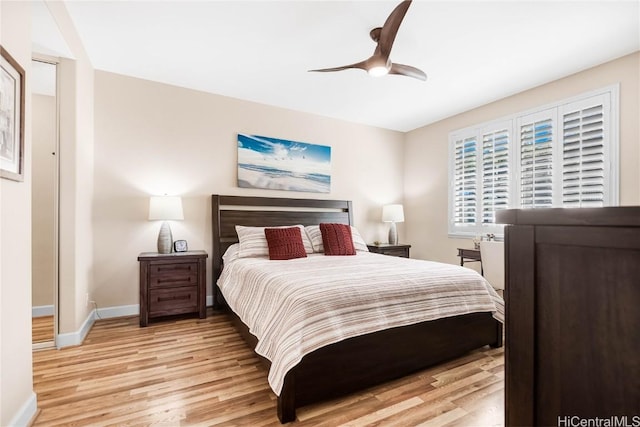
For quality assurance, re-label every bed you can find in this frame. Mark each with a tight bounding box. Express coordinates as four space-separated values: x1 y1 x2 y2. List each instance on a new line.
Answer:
211 195 504 423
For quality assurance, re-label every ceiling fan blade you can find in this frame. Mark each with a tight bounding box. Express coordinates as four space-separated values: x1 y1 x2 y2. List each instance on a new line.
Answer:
309 1 425 82
378 0 412 60
389 63 427 81
309 60 368 73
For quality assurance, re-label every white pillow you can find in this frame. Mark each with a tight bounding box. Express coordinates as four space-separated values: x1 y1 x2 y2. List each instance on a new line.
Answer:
304 224 369 253
235 225 313 258
222 243 241 265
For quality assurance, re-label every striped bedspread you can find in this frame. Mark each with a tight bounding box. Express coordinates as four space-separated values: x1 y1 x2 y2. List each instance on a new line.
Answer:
217 248 504 396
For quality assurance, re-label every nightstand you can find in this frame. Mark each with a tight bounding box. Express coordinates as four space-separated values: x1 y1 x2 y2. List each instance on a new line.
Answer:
138 250 208 327
367 243 411 258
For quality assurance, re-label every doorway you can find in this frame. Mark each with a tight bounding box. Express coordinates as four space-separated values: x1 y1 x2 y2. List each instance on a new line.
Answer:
31 58 58 349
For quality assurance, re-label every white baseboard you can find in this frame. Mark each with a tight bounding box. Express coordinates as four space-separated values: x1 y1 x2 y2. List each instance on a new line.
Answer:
54 296 215 348
32 305 54 317
56 309 95 348
33 341 56 351
96 304 139 319
8 391 37 427
93 297 214 319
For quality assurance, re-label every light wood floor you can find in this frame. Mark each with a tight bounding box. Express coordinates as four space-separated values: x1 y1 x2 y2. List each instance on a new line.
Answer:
32 315 54 344
32 310 504 426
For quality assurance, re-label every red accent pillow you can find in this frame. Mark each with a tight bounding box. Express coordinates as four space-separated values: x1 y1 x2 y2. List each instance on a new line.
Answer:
264 227 308 260
319 223 356 256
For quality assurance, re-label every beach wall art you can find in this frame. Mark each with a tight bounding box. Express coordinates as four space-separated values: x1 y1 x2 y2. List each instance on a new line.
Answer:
237 133 331 193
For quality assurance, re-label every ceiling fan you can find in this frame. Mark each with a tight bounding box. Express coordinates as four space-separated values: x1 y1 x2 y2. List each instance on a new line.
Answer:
309 0 426 81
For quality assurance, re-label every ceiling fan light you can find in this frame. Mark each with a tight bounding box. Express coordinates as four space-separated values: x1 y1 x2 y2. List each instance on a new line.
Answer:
368 65 389 77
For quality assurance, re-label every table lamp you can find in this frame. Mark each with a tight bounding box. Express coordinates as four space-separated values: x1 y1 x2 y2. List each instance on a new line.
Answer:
382 204 404 245
148 196 184 254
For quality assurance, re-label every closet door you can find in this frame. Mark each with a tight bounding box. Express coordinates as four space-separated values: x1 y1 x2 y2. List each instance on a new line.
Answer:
31 58 59 348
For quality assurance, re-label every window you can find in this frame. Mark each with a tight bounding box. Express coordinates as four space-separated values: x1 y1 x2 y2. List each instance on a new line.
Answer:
481 125 510 224
517 111 555 208
448 86 618 238
560 96 611 207
452 135 478 226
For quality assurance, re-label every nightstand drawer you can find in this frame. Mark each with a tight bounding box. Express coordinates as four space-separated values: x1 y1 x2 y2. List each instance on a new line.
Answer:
382 248 410 258
367 244 411 258
149 287 198 317
149 262 197 288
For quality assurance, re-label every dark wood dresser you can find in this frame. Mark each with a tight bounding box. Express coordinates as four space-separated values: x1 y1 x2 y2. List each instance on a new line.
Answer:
138 250 208 326
367 243 411 258
497 207 640 426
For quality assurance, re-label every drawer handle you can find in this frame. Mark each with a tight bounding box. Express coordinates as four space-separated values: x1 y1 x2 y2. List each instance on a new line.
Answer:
158 295 191 302
158 266 192 272
156 278 191 284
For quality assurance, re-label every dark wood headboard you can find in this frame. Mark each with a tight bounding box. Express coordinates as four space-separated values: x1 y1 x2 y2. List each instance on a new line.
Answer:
211 195 353 283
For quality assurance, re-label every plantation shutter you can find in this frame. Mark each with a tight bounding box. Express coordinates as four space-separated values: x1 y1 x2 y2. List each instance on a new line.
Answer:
453 135 478 226
481 126 510 224
561 94 609 207
448 86 617 238
518 111 555 208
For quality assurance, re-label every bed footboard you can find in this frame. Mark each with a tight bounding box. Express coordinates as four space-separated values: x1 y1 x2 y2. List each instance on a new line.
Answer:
275 312 502 423
221 267 502 424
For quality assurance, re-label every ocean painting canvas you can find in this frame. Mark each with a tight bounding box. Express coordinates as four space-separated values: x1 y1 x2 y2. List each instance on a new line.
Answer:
237 134 331 193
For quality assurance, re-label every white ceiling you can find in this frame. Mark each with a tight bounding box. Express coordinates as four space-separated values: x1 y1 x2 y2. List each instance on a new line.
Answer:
33 1 639 132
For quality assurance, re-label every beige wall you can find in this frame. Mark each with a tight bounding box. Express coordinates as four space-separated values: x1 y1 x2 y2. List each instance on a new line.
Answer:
92 71 405 308
0 1 35 425
404 52 640 265
31 94 56 308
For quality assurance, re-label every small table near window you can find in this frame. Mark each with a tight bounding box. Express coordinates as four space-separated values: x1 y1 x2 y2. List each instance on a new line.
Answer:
457 248 483 275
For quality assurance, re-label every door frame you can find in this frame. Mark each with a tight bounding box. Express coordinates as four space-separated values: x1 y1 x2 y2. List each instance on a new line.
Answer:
31 54 60 350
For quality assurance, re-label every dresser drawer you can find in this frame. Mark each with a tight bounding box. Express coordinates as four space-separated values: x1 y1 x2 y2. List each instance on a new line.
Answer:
149 286 198 317
149 262 197 288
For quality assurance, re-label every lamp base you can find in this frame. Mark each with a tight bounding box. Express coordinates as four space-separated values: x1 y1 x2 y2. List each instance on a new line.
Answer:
388 222 398 245
157 221 173 254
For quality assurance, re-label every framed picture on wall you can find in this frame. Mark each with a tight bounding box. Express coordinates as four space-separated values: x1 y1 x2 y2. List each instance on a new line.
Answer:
0 46 25 182
237 133 331 193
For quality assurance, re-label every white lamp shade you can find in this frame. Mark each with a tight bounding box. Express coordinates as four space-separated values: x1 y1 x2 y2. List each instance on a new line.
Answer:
382 204 404 223
148 196 184 221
